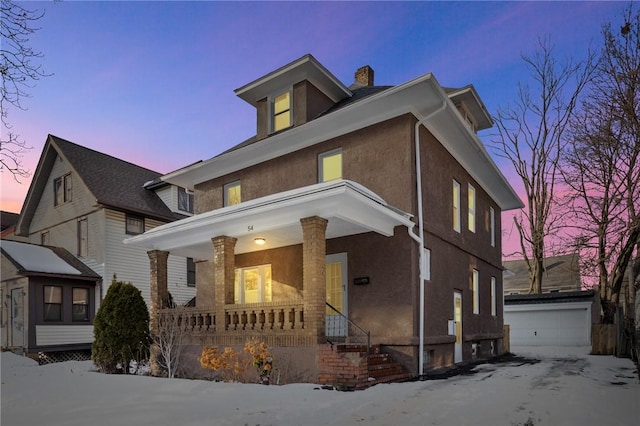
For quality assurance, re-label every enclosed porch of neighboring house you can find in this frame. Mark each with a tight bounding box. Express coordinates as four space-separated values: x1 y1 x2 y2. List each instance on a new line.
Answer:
125 180 418 388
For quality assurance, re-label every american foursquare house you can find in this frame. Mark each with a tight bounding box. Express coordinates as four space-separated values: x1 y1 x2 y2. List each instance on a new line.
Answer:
125 54 523 387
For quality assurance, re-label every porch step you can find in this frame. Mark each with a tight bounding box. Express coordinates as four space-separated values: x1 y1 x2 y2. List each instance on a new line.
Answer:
367 351 414 384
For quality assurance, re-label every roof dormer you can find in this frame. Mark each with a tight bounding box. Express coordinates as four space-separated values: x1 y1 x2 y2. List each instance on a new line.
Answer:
446 85 493 133
234 54 352 140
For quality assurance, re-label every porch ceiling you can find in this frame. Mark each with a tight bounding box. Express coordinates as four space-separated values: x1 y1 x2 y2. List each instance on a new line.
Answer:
124 180 414 260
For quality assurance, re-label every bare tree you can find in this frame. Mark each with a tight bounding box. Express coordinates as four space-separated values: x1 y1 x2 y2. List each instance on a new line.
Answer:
153 305 189 378
493 37 595 293
562 5 640 324
1 0 49 181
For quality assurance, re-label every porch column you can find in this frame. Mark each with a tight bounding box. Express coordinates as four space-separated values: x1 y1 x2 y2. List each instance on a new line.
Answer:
301 216 328 343
147 249 169 335
212 236 237 331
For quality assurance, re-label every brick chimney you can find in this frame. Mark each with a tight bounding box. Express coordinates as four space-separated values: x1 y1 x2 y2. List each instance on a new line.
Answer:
354 65 374 87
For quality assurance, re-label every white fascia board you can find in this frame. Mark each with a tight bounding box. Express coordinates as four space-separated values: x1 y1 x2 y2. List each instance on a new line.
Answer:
163 74 443 189
123 180 413 254
504 301 592 313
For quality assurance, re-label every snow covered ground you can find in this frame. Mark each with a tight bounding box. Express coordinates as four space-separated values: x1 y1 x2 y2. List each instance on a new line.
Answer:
1 346 637 426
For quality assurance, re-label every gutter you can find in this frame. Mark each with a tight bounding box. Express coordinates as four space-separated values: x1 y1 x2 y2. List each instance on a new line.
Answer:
408 99 447 377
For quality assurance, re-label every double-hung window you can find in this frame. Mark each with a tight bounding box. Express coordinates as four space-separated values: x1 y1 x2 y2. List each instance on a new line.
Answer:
234 265 272 304
453 180 461 232
472 269 479 314
125 215 144 235
224 181 241 206
72 288 89 322
491 276 497 316
490 207 496 247
318 149 342 182
468 184 476 233
178 187 194 213
54 173 72 206
44 285 63 321
272 91 292 133
78 218 88 257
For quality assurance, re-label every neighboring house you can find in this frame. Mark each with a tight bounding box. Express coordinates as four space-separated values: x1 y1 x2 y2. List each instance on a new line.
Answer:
1 240 101 356
125 54 523 386
12 135 197 312
503 254 598 346
1 211 25 240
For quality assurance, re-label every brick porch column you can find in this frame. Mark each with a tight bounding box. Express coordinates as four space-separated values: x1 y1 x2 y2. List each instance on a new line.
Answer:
301 216 328 343
148 249 169 335
212 236 237 332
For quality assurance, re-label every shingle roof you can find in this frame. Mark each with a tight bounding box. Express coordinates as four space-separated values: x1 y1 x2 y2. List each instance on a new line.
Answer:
218 86 392 156
503 253 582 294
50 135 185 221
1 211 20 231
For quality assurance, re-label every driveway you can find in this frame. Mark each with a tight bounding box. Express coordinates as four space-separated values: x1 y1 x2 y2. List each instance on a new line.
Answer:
1 345 638 426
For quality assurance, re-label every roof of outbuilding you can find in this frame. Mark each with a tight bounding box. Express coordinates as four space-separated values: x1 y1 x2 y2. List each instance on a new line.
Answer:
504 289 595 305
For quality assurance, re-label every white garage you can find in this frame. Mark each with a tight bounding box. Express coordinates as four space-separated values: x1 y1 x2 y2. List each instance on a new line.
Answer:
504 291 596 346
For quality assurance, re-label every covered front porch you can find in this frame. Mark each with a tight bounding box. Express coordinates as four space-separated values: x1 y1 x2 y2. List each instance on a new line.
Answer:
125 180 414 348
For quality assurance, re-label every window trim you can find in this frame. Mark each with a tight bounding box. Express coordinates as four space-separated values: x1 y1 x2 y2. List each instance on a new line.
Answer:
468 184 476 233
223 181 242 207
453 180 461 233
472 269 479 315
125 215 145 235
490 207 496 247
41 231 50 245
44 285 63 322
54 173 72 206
490 276 497 317
270 89 293 133
178 187 194 214
72 287 90 322
318 148 343 183
234 264 272 304
78 218 88 257
187 257 196 287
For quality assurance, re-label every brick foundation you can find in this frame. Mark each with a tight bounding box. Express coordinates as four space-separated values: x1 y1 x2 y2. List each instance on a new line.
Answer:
317 344 369 390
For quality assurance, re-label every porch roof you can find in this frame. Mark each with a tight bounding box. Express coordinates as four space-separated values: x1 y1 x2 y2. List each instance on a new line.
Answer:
123 180 414 260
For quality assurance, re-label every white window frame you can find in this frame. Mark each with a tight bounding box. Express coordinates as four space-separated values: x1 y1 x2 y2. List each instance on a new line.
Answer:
224 181 241 207
125 215 144 235
178 187 194 214
234 264 272 304
472 269 479 314
270 89 292 133
468 184 476 233
422 248 431 281
78 218 88 257
491 276 497 316
318 148 343 182
490 206 496 247
453 180 461 232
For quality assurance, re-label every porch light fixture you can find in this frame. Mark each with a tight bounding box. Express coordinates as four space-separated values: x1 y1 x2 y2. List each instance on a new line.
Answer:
254 237 266 245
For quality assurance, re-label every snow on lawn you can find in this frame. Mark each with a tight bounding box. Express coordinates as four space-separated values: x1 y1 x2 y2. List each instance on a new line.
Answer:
1 346 638 426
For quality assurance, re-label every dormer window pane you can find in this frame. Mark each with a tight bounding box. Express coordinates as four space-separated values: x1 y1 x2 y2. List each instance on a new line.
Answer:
319 149 342 182
224 181 241 206
273 91 291 132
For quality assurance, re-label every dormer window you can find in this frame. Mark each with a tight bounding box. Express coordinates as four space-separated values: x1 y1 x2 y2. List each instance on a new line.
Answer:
272 90 292 133
178 187 194 214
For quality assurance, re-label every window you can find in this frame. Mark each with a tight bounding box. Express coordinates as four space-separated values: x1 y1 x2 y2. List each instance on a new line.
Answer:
187 258 196 287
490 207 496 247
78 218 88 257
272 91 292 132
422 248 431 281
54 173 72 206
44 285 62 321
224 181 241 206
41 231 50 245
453 180 461 232
234 265 272 304
491 276 497 316
468 184 476 233
72 288 89 322
178 187 194 213
472 269 479 314
318 149 342 182
125 215 144 235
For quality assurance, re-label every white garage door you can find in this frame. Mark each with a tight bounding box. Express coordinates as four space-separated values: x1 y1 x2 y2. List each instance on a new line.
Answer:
505 301 591 346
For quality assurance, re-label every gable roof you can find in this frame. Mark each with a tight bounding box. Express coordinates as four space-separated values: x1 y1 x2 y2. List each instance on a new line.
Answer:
1 240 100 280
503 253 582 294
16 135 185 236
1 211 19 232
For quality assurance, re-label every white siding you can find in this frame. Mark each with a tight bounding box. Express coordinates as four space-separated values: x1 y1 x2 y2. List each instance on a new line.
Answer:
155 186 176 211
36 325 94 346
104 210 194 307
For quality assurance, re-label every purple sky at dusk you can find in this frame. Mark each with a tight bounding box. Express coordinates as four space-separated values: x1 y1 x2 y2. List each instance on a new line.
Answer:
0 1 626 256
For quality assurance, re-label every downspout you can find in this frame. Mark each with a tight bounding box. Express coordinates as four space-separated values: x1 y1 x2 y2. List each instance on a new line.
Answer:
409 99 446 377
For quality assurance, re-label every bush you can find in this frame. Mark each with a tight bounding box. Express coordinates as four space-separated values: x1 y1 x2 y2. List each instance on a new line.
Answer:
92 276 150 373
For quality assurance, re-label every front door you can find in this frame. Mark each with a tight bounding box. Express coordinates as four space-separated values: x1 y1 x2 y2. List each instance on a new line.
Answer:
325 253 348 337
454 291 462 363
11 288 24 347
